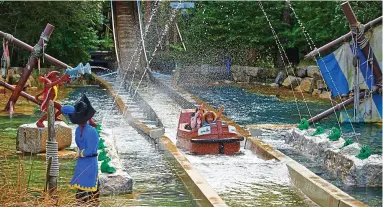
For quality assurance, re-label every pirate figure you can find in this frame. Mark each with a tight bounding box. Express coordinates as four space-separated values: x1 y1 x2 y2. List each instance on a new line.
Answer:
35 71 70 128
61 94 100 205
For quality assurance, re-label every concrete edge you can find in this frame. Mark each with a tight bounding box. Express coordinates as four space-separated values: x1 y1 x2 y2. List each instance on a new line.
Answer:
160 80 367 207
285 158 368 207
93 74 228 207
245 137 366 207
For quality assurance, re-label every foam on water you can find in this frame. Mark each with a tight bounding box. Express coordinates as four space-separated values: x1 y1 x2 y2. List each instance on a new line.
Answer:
62 86 196 206
103 76 317 206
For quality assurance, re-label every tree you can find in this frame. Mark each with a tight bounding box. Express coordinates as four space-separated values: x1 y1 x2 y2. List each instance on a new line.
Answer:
176 1 382 68
0 2 105 67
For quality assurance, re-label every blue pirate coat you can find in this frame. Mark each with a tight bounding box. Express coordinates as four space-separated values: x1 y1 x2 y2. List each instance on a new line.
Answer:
69 122 99 192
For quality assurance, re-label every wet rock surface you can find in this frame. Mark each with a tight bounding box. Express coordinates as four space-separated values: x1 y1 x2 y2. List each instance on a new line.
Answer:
98 130 133 195
285 129 382 187
282 75 302 88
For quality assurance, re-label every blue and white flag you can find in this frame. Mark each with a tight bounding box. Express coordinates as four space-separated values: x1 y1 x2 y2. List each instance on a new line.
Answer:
316 25 382 120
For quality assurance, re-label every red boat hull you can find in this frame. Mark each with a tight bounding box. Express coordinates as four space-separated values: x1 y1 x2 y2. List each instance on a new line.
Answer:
176 109 244 155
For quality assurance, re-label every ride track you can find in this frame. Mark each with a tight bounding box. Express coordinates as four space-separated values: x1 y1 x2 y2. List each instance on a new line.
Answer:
0 1 372 206
99 2 371 206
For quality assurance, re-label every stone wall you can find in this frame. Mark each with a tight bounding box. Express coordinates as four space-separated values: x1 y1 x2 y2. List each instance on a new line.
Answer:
177 64 231 86
176 64 278 86
277 65 332 100
231 65 277 83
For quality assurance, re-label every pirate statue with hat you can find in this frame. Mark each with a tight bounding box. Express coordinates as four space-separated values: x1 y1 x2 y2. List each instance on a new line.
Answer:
61 94 100 205
35 71 71 128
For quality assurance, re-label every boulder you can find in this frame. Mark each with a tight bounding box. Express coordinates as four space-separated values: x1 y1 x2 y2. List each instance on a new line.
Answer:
307 66 321 78
245 66 262 77
12 74 21 84
286 128 343 160
316 80 327 90
247 66 276 80
270 83 279 88
295 77 314 93
286 129 382 187
17 121 72 153
296 67 307 78
340 143 360 156
282 75 301 88
25 76 35 88
311 72 322 89
319 91 331 99
231 65 249 82
312 89 320 96
324 149 382 187
6 69 20 84
98 130 133 195
99 171 133 195
274 71 286 85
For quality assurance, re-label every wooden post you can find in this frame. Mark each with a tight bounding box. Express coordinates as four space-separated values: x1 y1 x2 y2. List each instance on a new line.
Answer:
46 100 58 197
341 2 382 87
304 17 382 59
0 30 69 68
4 24 55 111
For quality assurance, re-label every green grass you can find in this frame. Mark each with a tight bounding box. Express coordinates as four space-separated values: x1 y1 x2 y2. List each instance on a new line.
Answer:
0 114 79 206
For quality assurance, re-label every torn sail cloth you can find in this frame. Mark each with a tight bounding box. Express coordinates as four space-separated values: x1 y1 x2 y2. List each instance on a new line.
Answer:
69 122 100 192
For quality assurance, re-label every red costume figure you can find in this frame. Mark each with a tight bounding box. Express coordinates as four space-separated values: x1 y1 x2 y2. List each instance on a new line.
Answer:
35 71 70 128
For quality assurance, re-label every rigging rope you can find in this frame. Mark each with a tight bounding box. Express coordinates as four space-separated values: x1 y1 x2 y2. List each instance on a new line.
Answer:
110 0 120 72
259 1 313 123
137 0 150 72
101 0 160 126
123 2 182 117
288 2 357 138
126 0 161 94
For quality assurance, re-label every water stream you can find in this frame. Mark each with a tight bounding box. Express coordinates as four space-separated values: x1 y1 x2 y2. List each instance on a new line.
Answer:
182 82 382 207
61 86 196 206
60 72 381 206
150 72 382 207
103 74 317 207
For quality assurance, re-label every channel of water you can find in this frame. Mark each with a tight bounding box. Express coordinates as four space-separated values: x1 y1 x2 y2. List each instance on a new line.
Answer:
159 76 382 207
150 72 382 207
103 74 317 207
61 86 197 206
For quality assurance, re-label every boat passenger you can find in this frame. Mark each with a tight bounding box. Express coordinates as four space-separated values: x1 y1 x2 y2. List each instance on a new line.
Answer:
203 105 224 126
190 106 205 130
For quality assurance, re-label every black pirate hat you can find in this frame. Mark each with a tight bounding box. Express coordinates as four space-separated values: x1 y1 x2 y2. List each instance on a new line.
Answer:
64 94 96 124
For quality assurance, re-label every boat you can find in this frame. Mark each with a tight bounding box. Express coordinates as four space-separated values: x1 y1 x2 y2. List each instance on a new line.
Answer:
176 109 244 155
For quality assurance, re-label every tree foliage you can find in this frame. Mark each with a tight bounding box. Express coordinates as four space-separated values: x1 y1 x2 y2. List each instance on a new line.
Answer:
177 1 382 68
0 1 107 67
